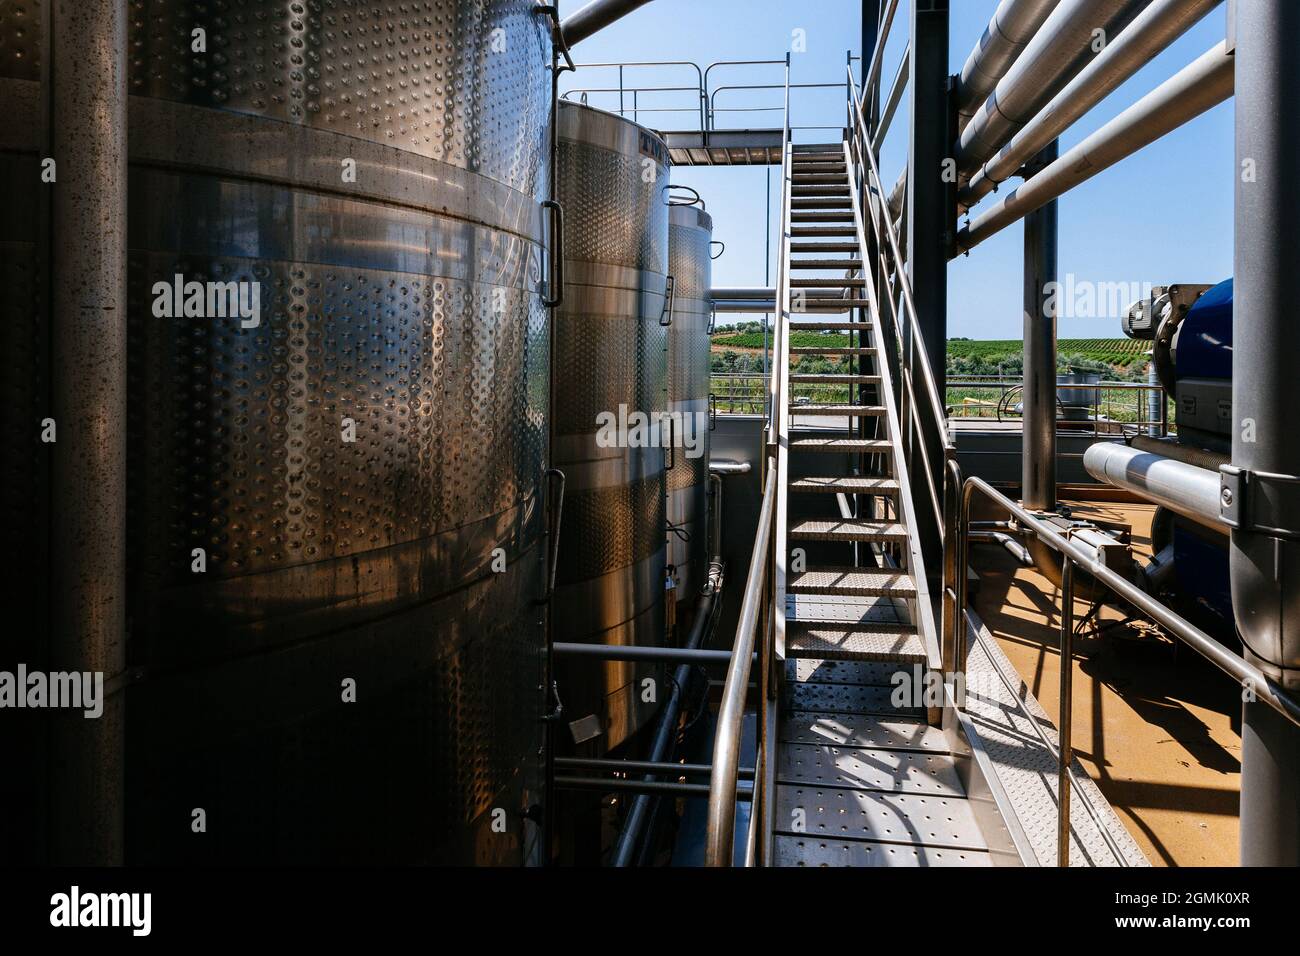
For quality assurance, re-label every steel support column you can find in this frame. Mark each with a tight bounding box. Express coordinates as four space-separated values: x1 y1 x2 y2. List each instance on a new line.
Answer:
45 0 128 865
906 0 952 571
1021 141 1058 511
1231 0 1300 867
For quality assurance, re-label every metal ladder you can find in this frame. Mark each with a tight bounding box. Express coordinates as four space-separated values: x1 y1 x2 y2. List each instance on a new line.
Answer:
767 141 991 867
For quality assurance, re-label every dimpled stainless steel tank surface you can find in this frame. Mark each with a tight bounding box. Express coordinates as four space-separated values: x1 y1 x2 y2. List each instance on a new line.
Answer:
0 0 553 864
552 101 670 755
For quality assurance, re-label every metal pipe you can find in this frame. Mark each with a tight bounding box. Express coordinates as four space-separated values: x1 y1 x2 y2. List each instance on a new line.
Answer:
556 776 752 798
712 286 774 300
1022 140 1059 511
705 468 776 866
555 757 754 779
956 0 1059 130
957 42 1234 253
610 561 723 866
551 642 745 665
47 0 128 866
1232 0 1300 867
968 531 1033 565
956 475 1300 729
560 0 655 46
709 460 752 476
872 46 909 153
1130 434 1227 471
1057 557 1074 866
1083 441 1225 533
961 0 1222 209
957 0 1149 171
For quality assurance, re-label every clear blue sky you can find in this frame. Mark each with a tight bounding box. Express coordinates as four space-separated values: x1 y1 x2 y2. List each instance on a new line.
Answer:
558 0 1234 339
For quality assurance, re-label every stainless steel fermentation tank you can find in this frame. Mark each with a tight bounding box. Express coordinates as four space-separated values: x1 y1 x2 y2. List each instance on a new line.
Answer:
553 101 671 753
0 1 553 865
666 202 714 601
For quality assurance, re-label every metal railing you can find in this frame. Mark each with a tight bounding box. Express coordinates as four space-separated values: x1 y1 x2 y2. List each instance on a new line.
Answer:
559 56 854 134
945 462 1300 865
847 60 954 544
946 376 1171 436
704 50 792 869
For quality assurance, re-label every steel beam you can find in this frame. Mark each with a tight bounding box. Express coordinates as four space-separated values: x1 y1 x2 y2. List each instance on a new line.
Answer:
905 0 952 572
1231 0 1300 867
1021 141 1058 511
45 0 128 866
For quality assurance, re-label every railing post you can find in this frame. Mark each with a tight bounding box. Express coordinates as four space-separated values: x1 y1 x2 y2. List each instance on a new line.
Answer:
1057 558 1075 867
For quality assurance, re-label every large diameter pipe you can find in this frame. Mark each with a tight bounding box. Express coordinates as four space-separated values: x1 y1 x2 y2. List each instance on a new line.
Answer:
957 41 1233 253
961 0 1221 209
560 0 655 46
1083 441 1225 533
957 0 1148 171
956 0 1059 129
1232 0 1300 867
47 0 128 866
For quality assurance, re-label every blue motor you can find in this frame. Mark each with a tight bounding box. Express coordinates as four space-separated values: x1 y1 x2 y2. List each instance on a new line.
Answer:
1124 279 1235 632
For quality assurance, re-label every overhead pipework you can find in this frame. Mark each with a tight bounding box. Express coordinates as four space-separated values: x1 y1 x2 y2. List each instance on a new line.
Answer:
961 0 1223 210
560 0 656 46
956 0 1151 173
956 0 1059 130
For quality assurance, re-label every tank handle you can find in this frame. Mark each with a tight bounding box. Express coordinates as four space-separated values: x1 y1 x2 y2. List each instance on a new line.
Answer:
659 274 675 327
542 200 565 308
665 184 704 209
710 240 725 260
542 467 566 602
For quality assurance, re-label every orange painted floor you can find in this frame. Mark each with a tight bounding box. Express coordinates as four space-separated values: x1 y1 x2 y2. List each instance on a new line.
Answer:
970 499 1242 866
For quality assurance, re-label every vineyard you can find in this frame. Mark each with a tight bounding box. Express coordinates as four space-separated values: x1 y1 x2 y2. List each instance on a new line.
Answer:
711 332 1151 377
947 338 1150 370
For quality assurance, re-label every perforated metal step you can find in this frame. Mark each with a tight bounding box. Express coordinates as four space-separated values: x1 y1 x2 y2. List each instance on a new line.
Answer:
789 566 916 598
778 743 961 793
786 622 924 662
773 835 993 867
789 475 897 493
788 520 907 544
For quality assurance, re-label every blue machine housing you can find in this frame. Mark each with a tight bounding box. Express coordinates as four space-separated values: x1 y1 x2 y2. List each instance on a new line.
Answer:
1170 278 1234 626
1176 278 1233 382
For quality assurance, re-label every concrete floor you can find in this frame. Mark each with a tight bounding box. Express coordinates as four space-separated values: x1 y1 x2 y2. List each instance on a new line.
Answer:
970 499 1242 867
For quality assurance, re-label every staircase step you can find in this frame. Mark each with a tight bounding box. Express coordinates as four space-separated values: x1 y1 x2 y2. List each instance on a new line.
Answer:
777 741 961 793
789 372 880 384
789 320 873 330
792 173 847 183
790 241 860 252
788 658 915 687
792 211 855 222
781 710 946 750
789 519 907 543
791 226 857 237
791 277 864 287
773 834 992 867
791 299 871 311
790 566 916 598
792 185 850 197
790 405 886 417
790 438 892 454
786 623 926 662
773 785 990 852
789 475 898 493
789 258 863 269
791 198 853 209
790 346 875 356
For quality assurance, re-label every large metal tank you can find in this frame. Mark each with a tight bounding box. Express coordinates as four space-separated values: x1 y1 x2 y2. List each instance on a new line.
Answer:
553 101 670 753
1 1 552 865
666 202 714 601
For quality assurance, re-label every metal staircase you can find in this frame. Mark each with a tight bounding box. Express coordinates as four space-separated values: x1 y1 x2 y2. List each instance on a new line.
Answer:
761 141 989 867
